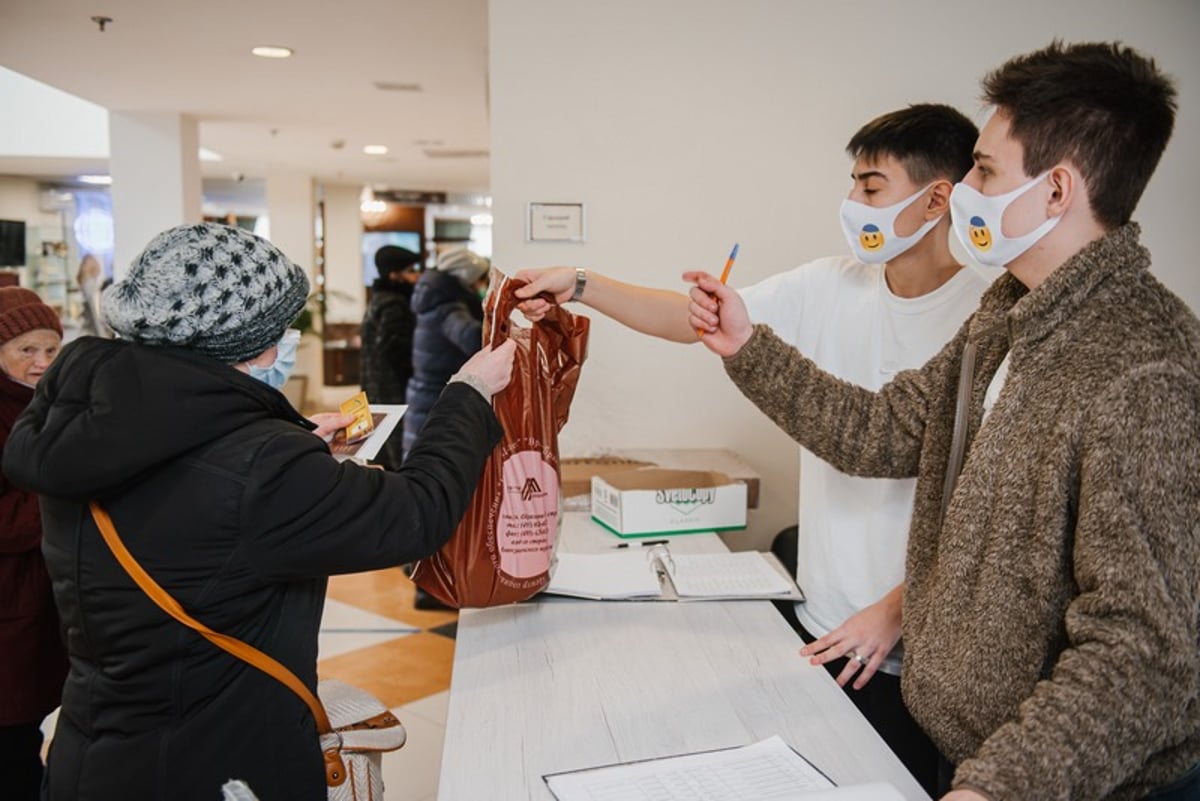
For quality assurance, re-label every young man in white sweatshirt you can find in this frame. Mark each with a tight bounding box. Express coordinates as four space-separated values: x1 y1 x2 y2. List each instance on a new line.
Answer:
515 103 993 794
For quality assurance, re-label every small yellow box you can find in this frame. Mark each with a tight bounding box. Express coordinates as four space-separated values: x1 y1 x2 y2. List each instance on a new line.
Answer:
340 391 375 444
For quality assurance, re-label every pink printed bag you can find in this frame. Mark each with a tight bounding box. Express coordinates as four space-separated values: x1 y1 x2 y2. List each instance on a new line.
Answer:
411 272 589 607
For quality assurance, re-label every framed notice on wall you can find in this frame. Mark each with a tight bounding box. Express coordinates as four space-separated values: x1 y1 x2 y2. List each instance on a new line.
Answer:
527 202 585 243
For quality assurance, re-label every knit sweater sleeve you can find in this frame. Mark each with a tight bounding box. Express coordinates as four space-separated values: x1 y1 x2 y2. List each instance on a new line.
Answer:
955 364 1200 800
723 323 963 479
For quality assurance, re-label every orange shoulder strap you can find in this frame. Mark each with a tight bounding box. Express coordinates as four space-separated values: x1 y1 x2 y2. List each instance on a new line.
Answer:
88 502 348 787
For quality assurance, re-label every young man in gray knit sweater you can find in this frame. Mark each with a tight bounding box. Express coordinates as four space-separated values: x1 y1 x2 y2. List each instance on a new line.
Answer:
688 41 1199 801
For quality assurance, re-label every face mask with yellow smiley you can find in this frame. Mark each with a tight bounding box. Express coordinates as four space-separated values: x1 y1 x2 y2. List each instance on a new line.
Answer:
839 184 942 264
950 172 1062 267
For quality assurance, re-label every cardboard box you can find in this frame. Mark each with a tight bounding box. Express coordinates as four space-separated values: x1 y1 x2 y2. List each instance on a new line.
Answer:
591 468 748 537
560 457 654 499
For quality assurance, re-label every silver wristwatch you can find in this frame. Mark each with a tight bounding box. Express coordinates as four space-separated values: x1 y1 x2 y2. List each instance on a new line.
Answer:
570 267 587 302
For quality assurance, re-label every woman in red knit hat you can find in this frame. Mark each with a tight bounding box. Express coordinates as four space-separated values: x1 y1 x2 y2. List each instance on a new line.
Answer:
0 287 67 800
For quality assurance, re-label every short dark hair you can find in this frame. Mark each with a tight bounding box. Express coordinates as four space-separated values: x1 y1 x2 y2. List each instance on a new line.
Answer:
982 41 1177 229
845 104 978 184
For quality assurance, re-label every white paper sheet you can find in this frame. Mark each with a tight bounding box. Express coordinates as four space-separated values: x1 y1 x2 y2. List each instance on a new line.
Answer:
667 552 795 598
544 551 663 599
545 735 904 801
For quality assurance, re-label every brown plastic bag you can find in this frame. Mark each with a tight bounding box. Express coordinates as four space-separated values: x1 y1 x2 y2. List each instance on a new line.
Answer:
411 271 589 608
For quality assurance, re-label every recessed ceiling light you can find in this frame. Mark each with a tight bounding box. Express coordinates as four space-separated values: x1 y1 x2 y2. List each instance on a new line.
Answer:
363 145 389 155
198 147 223 162
251 45 293 59
78 174 112 185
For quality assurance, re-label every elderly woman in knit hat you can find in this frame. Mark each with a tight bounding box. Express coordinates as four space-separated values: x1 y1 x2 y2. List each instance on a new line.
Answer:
2 223 515 801
0 287 69 801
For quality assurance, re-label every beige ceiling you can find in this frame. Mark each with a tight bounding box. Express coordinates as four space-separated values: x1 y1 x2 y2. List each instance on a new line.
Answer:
0 0 491 192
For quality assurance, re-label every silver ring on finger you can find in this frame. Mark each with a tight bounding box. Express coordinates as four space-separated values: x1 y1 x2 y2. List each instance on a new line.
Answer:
853 652 867 665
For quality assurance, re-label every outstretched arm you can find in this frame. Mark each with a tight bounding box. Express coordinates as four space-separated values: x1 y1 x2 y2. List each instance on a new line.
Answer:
513 267 698 343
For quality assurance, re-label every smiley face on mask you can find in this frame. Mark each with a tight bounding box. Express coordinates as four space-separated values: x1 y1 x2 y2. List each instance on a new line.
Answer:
840 184 942 264
968 216 993 251
859 224 885 252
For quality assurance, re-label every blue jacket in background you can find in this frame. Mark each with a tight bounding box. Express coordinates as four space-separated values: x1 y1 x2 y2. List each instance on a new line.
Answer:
404 269 484 455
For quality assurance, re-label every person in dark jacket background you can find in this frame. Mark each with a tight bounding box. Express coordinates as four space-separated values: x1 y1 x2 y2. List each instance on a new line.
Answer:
360 244 421 469
0 287 68 801
403 248 491 456
1 223 515 801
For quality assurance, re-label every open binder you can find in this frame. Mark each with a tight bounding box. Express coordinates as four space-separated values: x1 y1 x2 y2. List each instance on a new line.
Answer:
543 546 805 602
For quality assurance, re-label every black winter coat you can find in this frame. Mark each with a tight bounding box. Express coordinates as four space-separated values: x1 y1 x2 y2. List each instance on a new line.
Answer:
359 277 415 404
1 337 501 801
404 270 483 454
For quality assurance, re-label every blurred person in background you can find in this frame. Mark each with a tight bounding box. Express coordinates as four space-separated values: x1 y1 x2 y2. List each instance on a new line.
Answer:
403 247 491 456
76 253 112 339
360 245 421 469
0 287 68 801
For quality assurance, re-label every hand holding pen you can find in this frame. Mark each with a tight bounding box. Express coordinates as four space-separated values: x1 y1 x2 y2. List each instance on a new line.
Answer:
693 243 739 338
684 245 754 357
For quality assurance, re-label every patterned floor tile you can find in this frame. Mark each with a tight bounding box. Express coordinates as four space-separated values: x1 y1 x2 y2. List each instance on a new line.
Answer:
380 706 446 801
327 568 459 630
317 632 456 709
318 597 420 660
427 620 457 640
400 690 450 728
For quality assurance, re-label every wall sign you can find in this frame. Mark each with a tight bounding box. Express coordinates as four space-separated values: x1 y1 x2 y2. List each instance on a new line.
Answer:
527 202 585 242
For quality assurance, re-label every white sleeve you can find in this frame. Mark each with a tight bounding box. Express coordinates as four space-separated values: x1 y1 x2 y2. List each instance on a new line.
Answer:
740 257 840 346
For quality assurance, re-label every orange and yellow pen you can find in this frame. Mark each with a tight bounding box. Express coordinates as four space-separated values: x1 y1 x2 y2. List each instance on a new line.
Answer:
696 243 739 337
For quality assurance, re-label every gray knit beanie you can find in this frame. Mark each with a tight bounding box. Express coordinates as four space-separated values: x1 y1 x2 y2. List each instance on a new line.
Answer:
102 223 310 363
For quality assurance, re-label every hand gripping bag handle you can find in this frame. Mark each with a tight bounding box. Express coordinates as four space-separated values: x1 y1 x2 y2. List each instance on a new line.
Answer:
482 272 587 431
483 272 577 350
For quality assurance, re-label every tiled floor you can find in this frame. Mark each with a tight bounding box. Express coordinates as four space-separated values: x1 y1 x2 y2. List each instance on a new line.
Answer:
320 569 458 801
42 568 457 801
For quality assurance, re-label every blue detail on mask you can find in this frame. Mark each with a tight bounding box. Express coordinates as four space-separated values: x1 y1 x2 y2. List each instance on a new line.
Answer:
249 328 300 391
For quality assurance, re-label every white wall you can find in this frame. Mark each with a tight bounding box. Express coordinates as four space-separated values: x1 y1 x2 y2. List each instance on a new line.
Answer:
0 67 108 159
0 176 59 227
108 111 202 278
322 183 368 325
489 0 1200 549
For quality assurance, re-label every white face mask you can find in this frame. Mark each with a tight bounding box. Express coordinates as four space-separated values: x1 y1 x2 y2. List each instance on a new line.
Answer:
249 328 300 391
950 172 1062 267
839 184 941 264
